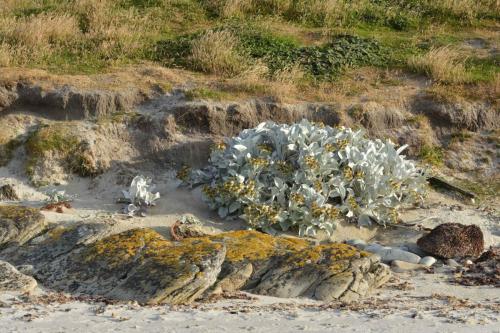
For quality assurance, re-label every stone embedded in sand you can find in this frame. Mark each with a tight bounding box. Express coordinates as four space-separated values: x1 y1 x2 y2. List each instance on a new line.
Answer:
0 260 37 293
419 256 437 267
391 260 427 273
417 223 484 259
0 205 46 247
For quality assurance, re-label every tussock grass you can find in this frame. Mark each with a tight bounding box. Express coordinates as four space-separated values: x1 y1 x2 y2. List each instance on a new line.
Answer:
408 46 469 84
190 30 249 77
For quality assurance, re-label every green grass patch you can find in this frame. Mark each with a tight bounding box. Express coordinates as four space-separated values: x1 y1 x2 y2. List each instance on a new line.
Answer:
155 25 386 81
465 55 500 83
419 144 444 166
184 87 230 101
24 124 98 181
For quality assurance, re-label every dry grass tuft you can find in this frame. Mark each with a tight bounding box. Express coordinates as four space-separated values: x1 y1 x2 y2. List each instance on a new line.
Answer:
408 46 469 84
1 14 79 48
190 30 249 77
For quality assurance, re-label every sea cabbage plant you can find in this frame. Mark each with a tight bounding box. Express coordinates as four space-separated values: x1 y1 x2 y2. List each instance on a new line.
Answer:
179 120 427 236
121 175 160 217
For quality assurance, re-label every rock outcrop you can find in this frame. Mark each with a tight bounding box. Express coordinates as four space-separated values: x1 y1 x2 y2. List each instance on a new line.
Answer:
1 224 390 304
0 260 37 293
417 223 484 259
0 205 46 247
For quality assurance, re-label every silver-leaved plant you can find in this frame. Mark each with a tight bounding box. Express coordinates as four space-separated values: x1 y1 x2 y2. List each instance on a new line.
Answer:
180 120 427 237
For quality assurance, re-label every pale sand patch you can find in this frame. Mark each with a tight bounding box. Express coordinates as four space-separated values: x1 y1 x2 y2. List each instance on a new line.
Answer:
0 160 499 332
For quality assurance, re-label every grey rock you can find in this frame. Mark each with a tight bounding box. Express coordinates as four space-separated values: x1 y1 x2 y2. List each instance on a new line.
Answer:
419 256 437 267
391 260 427 273
381 249 421 264
446 259 461 267
434 265 455 274
0 205 46 247
36 228 226 305
2 226 391 305
346 239 367 249
0 260 37 293
365 244 421 264
1 222 112 266
16 264 34 276
404 243 429 257
364 243 389 253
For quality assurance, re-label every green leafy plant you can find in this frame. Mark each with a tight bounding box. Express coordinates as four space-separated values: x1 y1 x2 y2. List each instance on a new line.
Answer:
156 28 385 80
180 120 427 237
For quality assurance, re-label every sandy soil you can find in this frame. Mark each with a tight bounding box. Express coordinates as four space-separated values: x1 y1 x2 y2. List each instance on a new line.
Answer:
0 155 499 333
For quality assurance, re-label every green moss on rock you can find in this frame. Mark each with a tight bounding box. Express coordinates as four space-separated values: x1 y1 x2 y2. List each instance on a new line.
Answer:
24 124 101 182
0 134 22 167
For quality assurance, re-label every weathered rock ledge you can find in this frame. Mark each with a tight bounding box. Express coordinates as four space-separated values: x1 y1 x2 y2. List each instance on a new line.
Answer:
0 217 390 304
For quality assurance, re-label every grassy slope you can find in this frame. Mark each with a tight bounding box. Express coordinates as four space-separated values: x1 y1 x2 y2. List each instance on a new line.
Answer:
0 0 497 111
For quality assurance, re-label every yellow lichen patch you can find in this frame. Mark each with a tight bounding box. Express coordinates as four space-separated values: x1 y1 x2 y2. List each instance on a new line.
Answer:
283 242 362 270
84 228 224 272
145 236 224 268
45 225 72 242
84 229 163 267
208 230 313 263
0 205 42 223
209 230 279 262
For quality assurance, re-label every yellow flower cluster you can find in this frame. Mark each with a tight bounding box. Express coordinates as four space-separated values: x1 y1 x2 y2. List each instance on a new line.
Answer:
324 143 335 152
389 180 401 189
314 180 323 192
176 166 191 182
343 166 353 180
212 141 226 151
388 208 398 223
244 203 280 226
202 179 256 200
336 139 349 150
290 192 305 204
347 196 358 209
276 160 293 175
311 202 339 219
354 170 365 179
249 157 269 168
202 185 217 200
257 144 273 154
311 121 325 128
304 156 319 170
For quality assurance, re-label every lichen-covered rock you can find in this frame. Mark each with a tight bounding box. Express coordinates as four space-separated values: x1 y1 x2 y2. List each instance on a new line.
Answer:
0 205 46 247
5 226 226 305
170 215 217 241
0 260 37 293
209 231 391 302
1 227 390 304
417 223 484 259
1 222 112 266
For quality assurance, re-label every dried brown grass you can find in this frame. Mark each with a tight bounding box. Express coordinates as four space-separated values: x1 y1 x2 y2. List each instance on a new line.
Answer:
190 30 250 77
408 46 469 84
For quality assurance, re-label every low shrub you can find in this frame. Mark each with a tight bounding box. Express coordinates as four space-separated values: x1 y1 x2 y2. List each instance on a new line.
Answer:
180 120 427 237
